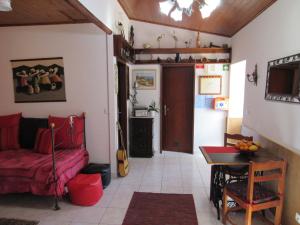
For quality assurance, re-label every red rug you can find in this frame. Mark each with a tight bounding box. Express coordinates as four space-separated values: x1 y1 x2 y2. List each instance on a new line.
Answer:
122 192 198 225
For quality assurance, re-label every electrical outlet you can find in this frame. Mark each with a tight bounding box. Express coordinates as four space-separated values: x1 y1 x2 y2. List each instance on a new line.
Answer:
296 212 300 224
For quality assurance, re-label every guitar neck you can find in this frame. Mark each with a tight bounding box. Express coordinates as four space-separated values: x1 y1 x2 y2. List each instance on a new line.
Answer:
117 122 126 150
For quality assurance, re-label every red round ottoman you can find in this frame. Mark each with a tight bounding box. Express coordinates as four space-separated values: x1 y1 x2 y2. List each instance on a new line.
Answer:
67 174 103 206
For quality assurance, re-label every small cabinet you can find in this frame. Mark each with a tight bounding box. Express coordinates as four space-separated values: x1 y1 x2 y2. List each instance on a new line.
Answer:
129 117 153 158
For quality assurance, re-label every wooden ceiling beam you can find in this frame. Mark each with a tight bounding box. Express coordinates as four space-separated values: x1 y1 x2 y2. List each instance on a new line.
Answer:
0 0 113 35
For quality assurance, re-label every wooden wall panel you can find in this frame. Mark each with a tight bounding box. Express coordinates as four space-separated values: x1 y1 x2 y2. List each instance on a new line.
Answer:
244 127 300 225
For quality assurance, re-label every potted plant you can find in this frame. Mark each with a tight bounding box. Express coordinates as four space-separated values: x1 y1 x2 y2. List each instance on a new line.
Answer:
148 101 159 117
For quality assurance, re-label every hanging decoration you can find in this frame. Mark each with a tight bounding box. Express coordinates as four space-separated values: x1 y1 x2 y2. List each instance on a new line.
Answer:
159 0 221 21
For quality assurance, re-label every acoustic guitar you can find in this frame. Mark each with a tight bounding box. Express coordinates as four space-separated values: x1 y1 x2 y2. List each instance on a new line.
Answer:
117 122 129 177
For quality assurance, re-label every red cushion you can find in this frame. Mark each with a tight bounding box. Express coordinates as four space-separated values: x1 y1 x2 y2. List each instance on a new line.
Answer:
48 114 84 149
67 174 103 206
0 113 21 150
34 128 53 154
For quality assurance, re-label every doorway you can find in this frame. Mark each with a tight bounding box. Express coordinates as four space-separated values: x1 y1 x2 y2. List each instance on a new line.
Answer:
227 60 246 134
117 61 129 151
161 65 195 154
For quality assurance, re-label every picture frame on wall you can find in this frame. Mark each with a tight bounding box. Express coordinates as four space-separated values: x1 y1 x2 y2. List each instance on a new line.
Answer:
132 69 156 90
199 75 222 95
11 57 66 103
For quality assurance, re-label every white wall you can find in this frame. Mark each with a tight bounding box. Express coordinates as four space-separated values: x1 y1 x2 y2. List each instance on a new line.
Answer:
131 20 231 49
0 24 111 163
228 60 246 118
129 65 161 153
79 0 131 39
232 0 300 153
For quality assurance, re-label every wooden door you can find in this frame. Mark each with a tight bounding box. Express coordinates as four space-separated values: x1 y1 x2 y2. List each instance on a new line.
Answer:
117 61 129 150
161 65 194 154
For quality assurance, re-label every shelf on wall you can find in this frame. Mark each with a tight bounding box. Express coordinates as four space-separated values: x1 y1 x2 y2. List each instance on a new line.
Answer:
134 47 231 54
113 35 135 64
135 59 231 65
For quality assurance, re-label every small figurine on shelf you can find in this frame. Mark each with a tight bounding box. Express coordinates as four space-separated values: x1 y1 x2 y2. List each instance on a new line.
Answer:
171 31 178 48
196 32 201 48
209 42 221 48
184 39 192 48
117 21 125 37
175 53 180 63
157 34 165 48
129 25 134 47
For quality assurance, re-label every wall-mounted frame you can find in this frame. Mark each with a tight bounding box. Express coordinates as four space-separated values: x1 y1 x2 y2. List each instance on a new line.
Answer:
199 75 222 95
265 53 300 104
132 69 156 90
11 57 66 103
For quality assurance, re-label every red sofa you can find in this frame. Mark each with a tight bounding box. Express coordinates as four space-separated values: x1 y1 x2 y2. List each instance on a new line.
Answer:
0 113 89 209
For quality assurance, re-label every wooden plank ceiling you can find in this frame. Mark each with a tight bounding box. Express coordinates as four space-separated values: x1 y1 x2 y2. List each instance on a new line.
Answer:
118 0 276 37
0 0 112 34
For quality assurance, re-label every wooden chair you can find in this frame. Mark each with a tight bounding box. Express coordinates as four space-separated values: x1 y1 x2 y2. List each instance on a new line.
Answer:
223 160 287 225
210 133 253 220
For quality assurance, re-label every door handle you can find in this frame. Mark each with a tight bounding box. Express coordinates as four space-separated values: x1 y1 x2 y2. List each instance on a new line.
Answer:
164 105 168 116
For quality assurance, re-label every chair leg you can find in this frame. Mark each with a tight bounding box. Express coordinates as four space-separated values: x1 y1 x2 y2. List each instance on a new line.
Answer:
222 188 228 224
210 165 216 201
274 203 283 225
245 208 252 225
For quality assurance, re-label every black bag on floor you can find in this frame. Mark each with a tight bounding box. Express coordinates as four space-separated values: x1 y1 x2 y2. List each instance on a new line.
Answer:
81 163 111 189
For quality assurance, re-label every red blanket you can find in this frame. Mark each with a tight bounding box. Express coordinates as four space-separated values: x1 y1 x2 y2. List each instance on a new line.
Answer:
0 148 88 196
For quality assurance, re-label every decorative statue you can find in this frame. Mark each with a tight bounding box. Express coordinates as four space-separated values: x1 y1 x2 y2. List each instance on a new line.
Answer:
184 39 192 48
157 33 165 48
117 21 125 37
175 53 180 63
196 32 201 48
171 31 178 48
129 25 134 47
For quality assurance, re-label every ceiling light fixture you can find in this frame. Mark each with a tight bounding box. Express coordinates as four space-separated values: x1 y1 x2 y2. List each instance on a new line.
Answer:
159 0 175 16
159 0 221 21
0 0 12 11
177 0 194 9
170 7 182 21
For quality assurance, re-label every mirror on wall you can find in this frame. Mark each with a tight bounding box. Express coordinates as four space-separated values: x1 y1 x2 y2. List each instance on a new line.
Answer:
265 53 300 104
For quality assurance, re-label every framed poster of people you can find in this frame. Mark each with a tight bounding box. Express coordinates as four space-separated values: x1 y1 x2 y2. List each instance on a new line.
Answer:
11 57 66 103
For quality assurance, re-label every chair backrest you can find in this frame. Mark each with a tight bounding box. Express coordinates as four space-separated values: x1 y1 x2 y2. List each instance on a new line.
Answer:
247 160 287 203
224 133 253 147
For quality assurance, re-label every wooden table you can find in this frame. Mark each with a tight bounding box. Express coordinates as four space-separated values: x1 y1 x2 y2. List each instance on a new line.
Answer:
199 146 282 220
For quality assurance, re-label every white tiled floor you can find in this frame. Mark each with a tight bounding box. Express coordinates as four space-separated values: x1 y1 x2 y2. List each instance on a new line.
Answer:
0 150 268 225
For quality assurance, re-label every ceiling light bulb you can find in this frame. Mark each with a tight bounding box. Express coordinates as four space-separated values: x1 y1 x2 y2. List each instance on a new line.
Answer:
200 5 213 19
205 0 221 10
159 0 175 16
0 0 12 11
170 7 183 21
177 0 194 9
